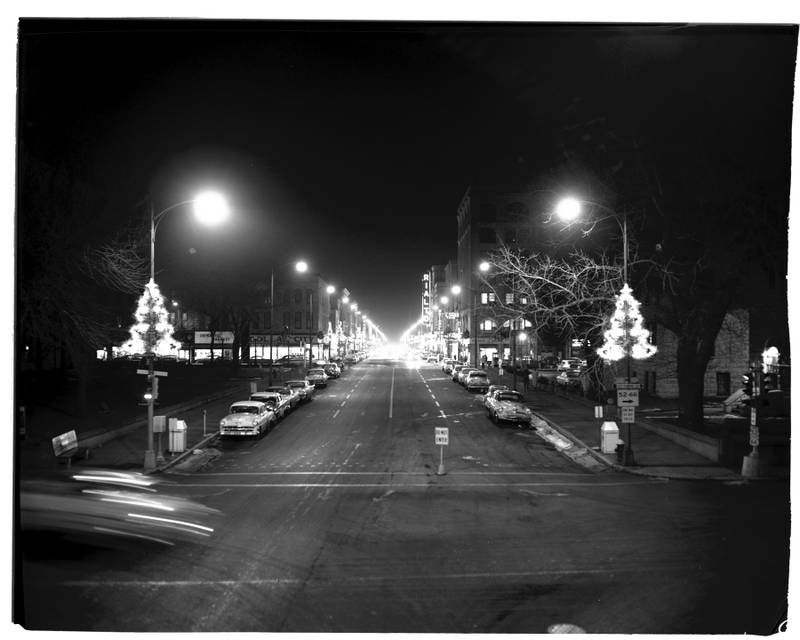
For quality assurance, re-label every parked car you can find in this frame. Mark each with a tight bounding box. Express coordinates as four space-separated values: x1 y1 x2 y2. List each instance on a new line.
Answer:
220 400 276 437
484 389 533 426
555 370 583 388
442 359 456 374
322 363 341 379
265 385 301 410
557 358 584 372
451 364 465 382
465 370 490 393
250 391 290 419
458 367 480 386
487 384 509 396
285 379 315 403
306 367 329 388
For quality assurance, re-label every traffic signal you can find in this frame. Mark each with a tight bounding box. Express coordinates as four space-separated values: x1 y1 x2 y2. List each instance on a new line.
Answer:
143 387 153 402
741 371 753 405
762 372 776 393
152 377 159 400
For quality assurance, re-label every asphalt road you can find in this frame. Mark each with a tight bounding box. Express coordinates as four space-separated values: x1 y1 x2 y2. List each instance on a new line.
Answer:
17 359 790 633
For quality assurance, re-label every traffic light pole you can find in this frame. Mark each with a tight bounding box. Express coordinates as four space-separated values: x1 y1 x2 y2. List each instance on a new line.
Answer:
742 366 762 478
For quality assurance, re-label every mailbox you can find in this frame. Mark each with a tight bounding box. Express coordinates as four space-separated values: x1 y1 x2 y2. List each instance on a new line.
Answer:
600 421 620 454
168 418 188 453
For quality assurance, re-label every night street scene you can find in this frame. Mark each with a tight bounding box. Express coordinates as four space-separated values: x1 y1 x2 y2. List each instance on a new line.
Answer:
11 14 796 635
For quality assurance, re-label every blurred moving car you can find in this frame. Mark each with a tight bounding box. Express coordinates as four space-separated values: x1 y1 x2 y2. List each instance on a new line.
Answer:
306 367 329 388
484 389 533 426
555 370 583 388
220 400 276 437
20 469 221 548
285 379 315 403
464 370 490 393
265 385 301 410
557 358 584 372
250 391 290 419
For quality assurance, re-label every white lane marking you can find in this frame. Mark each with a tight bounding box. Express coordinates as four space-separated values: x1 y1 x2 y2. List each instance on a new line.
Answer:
434 401 441 407
439 410 447 418
332 410 340 419
389 366 395 418
340 400 347 407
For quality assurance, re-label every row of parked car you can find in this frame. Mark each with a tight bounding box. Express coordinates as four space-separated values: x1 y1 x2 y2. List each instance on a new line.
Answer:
441 360 534 427
218 360 346 438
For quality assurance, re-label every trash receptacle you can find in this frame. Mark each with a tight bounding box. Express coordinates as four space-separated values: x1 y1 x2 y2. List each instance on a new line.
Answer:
168 418 187 453
600 421 620 454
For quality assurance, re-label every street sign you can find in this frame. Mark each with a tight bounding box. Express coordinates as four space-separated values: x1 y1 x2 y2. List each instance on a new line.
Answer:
136 369 169 377
153 416 167 433
435 426 449 446
749 425 759 447
620 406 635 423
617 389 639 407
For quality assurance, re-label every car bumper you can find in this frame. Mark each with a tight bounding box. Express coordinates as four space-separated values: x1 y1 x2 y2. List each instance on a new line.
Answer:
220 426 262 436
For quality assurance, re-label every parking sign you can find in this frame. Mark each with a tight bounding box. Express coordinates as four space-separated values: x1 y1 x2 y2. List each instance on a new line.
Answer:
435 427 449 446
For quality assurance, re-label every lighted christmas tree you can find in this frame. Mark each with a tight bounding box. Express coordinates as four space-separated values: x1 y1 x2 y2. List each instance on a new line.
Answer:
121 279 181 356
597 283 657 362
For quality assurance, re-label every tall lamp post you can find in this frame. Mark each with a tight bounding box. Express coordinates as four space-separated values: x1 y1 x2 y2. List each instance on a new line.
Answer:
143 191 229 470
268 260 307 384
556 197 656 466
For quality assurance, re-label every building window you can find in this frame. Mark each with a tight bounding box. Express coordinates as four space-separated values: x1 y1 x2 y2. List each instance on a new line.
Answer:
283 311 291 329
481 292 489 304
306 289 313 307
294 289 302 304
520 296 528 305
480 319 495 331
505 293 514 304
294 311 302 329
306 312 312 329
282 289 291 305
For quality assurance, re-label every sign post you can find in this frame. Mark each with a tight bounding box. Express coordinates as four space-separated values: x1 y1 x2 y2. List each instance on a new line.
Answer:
616 383 639 466
435 426 449 476
138 367 168 470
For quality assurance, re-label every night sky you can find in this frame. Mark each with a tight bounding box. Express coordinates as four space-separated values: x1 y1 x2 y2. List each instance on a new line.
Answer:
14 14 798 341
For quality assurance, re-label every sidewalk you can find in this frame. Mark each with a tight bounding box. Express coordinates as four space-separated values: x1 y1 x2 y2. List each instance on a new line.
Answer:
480 366 783 481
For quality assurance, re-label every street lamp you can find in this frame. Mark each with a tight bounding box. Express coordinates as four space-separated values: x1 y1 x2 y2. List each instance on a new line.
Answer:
555 196 655 466
268 259 307 384
142 191 229 471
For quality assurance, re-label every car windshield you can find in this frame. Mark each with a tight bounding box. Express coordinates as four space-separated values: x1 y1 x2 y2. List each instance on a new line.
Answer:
309 369 324 374
231 405 259 414
469 372 487 379
497 393 523 402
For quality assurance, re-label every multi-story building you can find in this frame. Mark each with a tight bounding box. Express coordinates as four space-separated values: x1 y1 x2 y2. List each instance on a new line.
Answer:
455 185 541 365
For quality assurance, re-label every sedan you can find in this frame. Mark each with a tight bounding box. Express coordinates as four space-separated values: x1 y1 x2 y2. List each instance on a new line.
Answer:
484 389 533 426
322 363 341 379
442 359 456 374
265 385 301 410
250 391 290 419
306 368 329 388
464 370 490 393
219 400 276 437
451 364 464 382
555 370 583 388
457 367 480 386
285 379 315 403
